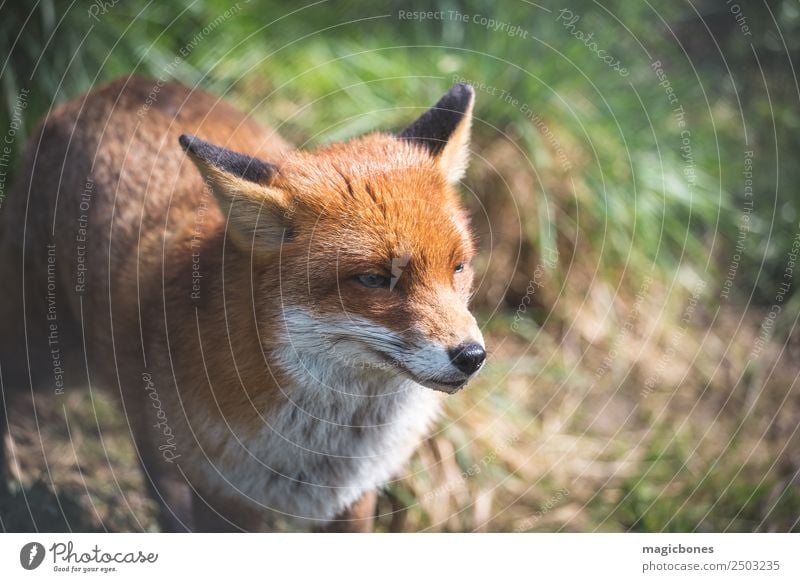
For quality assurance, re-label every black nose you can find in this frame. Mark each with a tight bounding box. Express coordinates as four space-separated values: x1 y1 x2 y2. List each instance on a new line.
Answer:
449 343 486 375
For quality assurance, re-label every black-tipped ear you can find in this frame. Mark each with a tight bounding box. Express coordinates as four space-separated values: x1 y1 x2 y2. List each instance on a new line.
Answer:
179 134 276 185
398 84 474 155
398 84 475 184
180 134 290 253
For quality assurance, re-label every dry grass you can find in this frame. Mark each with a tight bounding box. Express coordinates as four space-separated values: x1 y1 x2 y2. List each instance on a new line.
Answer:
380 300 800 532
3 299 798 532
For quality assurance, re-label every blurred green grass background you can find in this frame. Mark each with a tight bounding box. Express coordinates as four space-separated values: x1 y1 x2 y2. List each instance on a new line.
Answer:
1 0 798 532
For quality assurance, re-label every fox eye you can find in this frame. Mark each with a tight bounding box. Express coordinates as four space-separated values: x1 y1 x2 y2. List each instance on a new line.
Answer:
454 263 465 273
356 274 390 288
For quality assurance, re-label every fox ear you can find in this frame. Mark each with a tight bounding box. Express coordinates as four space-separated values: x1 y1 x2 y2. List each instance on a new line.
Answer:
179 134 291 252
398 83 475 184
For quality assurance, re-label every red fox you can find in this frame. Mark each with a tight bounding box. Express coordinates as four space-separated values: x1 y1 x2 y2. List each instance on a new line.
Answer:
0 77 485 531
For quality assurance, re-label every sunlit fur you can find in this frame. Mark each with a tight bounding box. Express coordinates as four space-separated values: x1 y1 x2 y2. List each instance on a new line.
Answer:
0 76 483 530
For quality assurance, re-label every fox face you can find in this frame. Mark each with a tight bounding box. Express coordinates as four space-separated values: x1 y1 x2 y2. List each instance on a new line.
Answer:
181 84 484 393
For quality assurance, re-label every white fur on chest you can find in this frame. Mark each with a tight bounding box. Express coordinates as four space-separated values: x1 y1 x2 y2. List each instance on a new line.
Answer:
201 309 442 524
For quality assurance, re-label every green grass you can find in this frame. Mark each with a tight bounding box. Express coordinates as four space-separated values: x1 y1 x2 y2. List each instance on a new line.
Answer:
3 0 796 299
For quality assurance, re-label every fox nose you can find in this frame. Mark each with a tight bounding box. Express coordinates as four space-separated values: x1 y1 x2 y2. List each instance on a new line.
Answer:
449 343 486 375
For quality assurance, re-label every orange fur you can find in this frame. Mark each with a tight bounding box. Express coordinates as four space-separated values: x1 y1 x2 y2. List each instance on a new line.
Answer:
0 77 484 531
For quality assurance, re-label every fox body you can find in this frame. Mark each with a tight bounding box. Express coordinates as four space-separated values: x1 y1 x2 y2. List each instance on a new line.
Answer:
0 77 484 531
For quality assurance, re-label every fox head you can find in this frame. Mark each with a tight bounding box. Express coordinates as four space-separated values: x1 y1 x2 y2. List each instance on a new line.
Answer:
180 84 485 393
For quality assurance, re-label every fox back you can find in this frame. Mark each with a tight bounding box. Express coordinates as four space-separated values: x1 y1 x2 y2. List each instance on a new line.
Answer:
0 77 485 531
